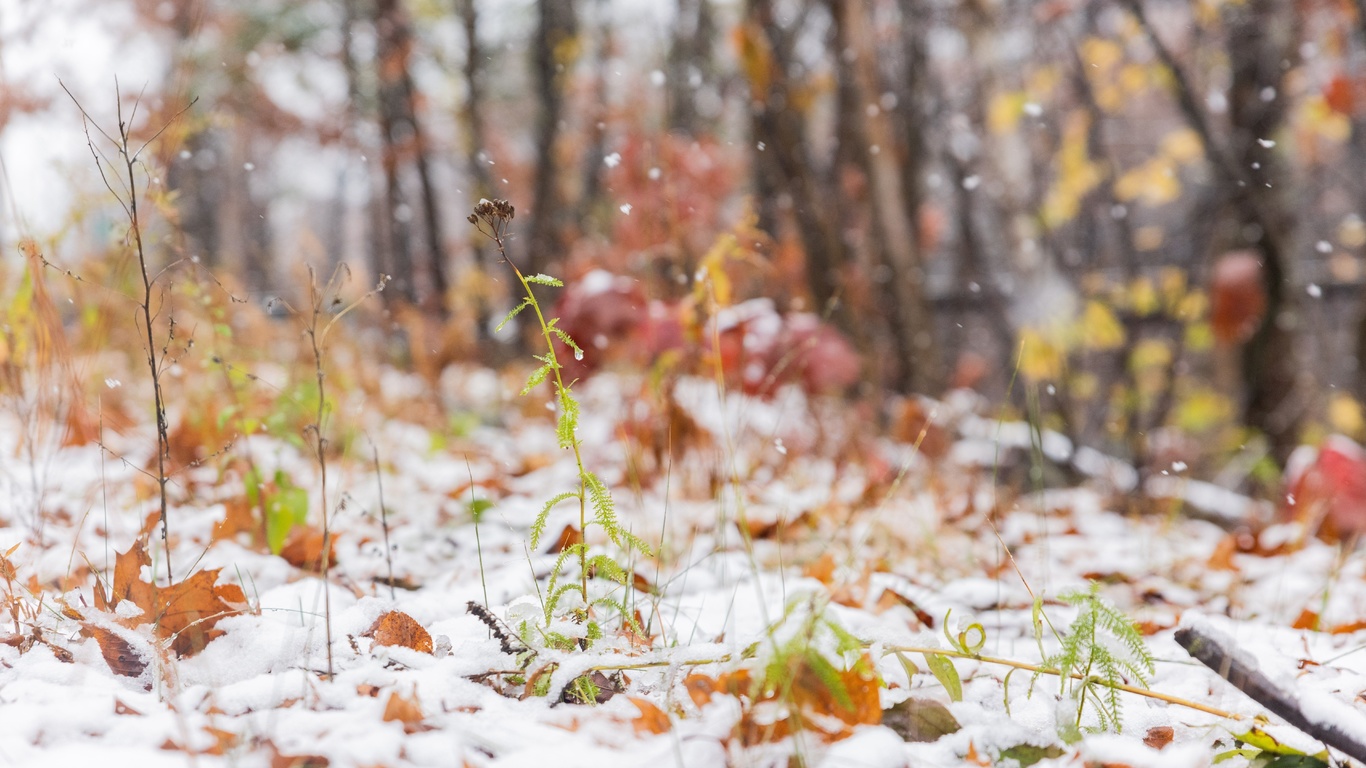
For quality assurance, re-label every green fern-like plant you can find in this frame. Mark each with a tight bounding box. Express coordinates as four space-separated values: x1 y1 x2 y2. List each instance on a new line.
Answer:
469 199 650 646
1034 582 1155 737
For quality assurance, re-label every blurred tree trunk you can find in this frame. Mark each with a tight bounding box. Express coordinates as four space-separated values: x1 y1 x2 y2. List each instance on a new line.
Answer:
528 0 578 275
340 0 386 296
943 0 1014 382
577 0 611 224
1348 5 1366 405
373 0 415 304
743 0 850 331
1223 1 1303 465
666 0 715 135
457 0 495 341
373 0 448 311
1128 0 1303 465
837 0 942 394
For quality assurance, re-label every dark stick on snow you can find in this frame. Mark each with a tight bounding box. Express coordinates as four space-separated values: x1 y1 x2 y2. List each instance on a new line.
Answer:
1175 624 1366 763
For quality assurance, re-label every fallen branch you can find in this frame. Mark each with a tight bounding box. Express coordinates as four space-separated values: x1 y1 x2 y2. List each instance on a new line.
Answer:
1176 621 1366 763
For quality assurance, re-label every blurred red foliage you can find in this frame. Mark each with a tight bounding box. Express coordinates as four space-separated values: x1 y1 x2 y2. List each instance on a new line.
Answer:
1209 251 1266 345
1283 434 1366 541
551 273 859 397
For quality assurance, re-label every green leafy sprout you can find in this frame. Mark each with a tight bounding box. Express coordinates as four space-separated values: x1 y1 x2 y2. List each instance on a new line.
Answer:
1033 582 1156 737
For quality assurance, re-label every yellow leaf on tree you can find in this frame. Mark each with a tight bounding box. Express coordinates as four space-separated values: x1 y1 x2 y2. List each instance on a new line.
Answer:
1298 95 1351 144
1128 276 1159 316
1158 267 1187 311
1175 291 1207 323
1184 320 1214 352
1118 63 1149 96
1129 337 1172 372
734 22 774 102
1134 225 1165 251
1042 113 1104 228
1027 65 1061 99
1080 38 1123 73
1339 215 1366 248
1160 128 1205 164
1328 393 1365 437
1080 301 1125 350
1018 328 1065 381
1176 388 1234 434
1115 160 1180 206
988 91 1028 135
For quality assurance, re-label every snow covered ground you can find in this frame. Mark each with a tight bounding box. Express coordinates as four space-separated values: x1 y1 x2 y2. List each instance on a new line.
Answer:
4 368 1366 768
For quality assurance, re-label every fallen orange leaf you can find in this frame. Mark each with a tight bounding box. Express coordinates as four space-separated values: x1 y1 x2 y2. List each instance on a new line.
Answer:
1292 608 1321 631
630 697 672 735
1143 725 1174 750
280 526 334 572
96 539 246 656
382 689 426 733
366 611 434 654
82 623 149 678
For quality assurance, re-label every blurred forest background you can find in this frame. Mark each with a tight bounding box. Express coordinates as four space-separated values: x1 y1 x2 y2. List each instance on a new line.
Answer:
3 0 1366 497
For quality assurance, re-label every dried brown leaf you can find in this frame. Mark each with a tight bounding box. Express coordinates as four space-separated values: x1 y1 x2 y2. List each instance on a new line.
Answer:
365 611 433 654
630 697 672 735
82 623 149 678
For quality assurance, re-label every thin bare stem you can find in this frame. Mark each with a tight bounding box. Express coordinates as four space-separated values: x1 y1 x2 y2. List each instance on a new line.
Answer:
61 81 179 584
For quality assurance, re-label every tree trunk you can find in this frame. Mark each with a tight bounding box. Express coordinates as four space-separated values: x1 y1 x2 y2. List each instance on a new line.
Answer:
838 0 942 394
527 0 578 275
374 0 447 311
1126 0 1303 465
666 0 715 136
1223 0 1302 466
457 0 496 341
744 0 850 329
374 0 415 303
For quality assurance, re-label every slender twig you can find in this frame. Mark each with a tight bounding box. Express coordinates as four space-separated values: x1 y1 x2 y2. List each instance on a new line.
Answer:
279 265 387 680
59 81 196 585
373 443 395 600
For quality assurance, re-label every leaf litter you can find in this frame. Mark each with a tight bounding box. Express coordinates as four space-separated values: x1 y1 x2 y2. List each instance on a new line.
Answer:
5 373 1366 766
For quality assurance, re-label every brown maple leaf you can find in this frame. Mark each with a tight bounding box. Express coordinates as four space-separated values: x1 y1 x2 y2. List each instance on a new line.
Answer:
96 539 247 656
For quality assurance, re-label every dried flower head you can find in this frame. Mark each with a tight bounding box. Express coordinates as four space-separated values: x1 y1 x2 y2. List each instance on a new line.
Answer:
469 198 516 240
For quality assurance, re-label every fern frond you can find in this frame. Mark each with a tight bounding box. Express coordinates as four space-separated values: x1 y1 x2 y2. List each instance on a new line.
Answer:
522 362 554 395
496 298 533 332
550 326 582 357
590 594 640 633
555 393 580 449
531 490 580 548
545 580 581 621
587 553 627 584
525 273 564 287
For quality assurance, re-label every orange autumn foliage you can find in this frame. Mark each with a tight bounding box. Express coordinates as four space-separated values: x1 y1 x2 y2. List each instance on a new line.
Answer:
365 611 434 654
1209 251 1266 345
94 539 246 656
684 651 881 745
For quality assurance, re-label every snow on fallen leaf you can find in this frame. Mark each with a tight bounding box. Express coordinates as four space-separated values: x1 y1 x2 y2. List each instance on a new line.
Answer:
365 611 434 655
94 538 247 657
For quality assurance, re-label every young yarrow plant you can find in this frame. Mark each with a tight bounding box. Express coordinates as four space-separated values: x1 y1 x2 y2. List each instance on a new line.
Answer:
1033 582 1156 738
906 580 1157 739
469 199 649 649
